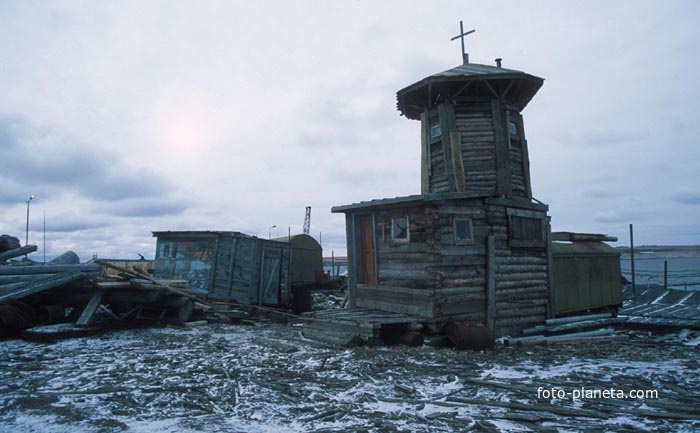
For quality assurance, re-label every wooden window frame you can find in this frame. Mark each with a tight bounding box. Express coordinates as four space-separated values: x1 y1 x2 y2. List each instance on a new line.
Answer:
391 216 410 243
454 217 474 245
507 208 546 248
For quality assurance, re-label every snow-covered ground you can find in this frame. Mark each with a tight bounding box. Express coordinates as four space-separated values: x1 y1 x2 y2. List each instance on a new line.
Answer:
0 322 698 432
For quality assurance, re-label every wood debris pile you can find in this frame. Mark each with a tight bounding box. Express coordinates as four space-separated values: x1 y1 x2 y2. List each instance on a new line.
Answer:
0 235 248 337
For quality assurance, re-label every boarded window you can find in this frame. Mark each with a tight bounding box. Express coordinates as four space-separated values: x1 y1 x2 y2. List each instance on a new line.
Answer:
391 217 410 242
454 218 473 244
510 215 545 247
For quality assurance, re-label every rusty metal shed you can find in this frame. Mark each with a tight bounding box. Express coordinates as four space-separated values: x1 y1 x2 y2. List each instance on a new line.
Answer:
272 234 323 285
551 233 622 316
152 231 292 306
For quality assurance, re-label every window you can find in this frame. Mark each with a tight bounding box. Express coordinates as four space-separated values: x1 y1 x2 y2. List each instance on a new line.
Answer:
391 216 410 242
508 120 519 138
430 122 441 139
161 243 178 258
454 218 473 244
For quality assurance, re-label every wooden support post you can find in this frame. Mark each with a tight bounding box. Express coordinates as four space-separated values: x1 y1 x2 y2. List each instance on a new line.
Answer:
664 260 668 290
446 103 465 192
629 223 636 298
545 217 555 318
76 290 104 327
420 110 431 194
438 103 456 192
486 233 496 330
491 99 512 198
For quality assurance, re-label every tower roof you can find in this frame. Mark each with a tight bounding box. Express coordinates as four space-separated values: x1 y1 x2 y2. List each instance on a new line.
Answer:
396 62 544 120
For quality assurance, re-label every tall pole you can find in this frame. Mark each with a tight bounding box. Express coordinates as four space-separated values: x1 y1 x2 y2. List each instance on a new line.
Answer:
43 209 46 264
664 260 668 290
268 225 276 239
629 223 636 298
25 195 34 246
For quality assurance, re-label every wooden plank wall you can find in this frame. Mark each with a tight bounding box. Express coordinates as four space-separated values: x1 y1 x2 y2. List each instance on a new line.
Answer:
507 110 527 197
352 200 549 336
455 103 497 195
488 205 548 335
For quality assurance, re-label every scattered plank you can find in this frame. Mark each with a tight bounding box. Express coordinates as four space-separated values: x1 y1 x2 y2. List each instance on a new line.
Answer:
0 270 85 302
75 290 104 327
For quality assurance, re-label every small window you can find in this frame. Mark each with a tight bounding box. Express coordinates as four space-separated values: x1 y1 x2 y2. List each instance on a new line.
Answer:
508 120 518 137
391 217 410 242
454 218 473 244
162 244 170 258
430 122 441 139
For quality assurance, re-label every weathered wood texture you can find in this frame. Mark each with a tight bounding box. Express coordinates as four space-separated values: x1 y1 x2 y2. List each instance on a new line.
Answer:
151 232 291 307
425 101 532 199
348 201 548 335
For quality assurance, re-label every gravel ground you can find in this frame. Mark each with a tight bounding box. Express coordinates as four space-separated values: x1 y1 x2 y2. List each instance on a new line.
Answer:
0 321 698 433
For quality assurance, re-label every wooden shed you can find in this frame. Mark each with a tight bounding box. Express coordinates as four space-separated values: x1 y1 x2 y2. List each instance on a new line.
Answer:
152 231 292 306
272 234 323 285
332 55 553 337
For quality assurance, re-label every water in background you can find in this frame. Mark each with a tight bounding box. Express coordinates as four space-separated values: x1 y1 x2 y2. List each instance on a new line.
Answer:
621 256 700 290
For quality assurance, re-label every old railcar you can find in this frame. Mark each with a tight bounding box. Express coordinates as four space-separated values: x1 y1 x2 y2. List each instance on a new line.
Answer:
152 231 291 306
551 232 622 316
272 234 323 285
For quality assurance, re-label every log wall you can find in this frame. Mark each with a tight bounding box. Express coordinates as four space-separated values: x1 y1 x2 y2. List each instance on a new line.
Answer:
348 199 549 336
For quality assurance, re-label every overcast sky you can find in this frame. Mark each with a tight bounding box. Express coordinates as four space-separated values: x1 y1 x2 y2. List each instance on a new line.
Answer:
1 0 698 261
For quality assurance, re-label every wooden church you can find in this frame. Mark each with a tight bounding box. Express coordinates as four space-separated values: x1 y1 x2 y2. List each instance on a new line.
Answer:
332 30 552 337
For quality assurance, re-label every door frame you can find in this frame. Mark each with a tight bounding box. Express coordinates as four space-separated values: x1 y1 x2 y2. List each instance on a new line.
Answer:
354 213 377 285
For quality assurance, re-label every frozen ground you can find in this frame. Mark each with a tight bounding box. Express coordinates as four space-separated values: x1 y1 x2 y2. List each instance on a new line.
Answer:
0 321 698 433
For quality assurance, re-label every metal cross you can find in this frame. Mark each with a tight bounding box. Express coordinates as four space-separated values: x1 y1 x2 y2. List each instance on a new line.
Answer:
451 21 475 63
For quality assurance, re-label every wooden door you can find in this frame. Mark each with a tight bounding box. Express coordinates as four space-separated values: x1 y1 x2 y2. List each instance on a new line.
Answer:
359 216 377 284
260 246 282 305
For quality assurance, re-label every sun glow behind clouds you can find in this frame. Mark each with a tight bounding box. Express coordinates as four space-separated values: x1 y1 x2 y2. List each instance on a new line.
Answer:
155 110 212 158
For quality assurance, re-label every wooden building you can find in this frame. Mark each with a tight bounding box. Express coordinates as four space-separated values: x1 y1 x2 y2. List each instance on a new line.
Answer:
152 231 292 306
332 55 553 336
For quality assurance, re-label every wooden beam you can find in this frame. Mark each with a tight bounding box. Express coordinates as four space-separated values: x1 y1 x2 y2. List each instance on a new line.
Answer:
545 218 555 319
75 290 104 327
515 112 533 198
491 99 512 197
420 110 431 194
346 214 357 308
0 270 84 302
438 103 456 192
446 103 465 192
0 264 101 275
486 233 496 330
0 245 38 262
483 80 499 99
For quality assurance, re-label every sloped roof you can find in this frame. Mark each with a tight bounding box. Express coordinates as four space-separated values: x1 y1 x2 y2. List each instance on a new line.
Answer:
396 62 544 119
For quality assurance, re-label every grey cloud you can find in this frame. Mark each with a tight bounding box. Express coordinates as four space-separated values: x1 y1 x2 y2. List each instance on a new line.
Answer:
103 197 190 218
0 114 172 203
672 192 700 206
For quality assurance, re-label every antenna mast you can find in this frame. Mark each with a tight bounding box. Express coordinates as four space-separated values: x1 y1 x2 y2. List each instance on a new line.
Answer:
303 206 311 235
